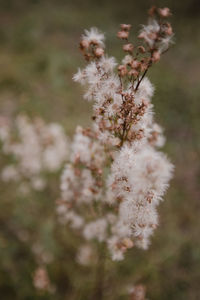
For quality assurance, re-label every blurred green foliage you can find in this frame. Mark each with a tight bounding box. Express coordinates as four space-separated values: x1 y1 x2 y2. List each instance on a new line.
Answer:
0 0 200 299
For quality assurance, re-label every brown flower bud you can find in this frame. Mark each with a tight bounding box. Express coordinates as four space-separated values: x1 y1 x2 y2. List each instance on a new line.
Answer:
152 50 161 62
137 45 146 53
123 43 134 53
94 47 104 57
148 5 157 16
118 65 127 77
122 238 134 249
80 39 90 50
146 191 154 203
131 60 141 70
138 32 145 39
147 32 157 40
158 7 171 18
128 69 139 78
150 223 157 229
117 30 129 39
165 22 173 35
137 234 143 241
90 39 99 46
140 62 148 72
84 53 91 61
120 24 131 31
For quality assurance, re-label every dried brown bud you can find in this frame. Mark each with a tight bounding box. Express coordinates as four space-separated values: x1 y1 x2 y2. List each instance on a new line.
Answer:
117 30 129 39
80 39 90 50
135 130 144 140
128 69 139 78
140 58 150 71
137 45 146 53
94 47 104 57
120 24 131 31
152 50 161 62
140 63 147 72
158 7 171 18
123 43 134 53
146 191 154 203
90 39 99 46
137 234 143 241
138 223 145 228
130 284 146 300
124 186 131 192
118 65 127 77
148 5 157 16
165 22 173 35
147 32 157 40
150 223 157 229
117 242 126 252
138 32 145 39
131 60 141 70
84 53 91 61
99 107 105 115
122 238 134 249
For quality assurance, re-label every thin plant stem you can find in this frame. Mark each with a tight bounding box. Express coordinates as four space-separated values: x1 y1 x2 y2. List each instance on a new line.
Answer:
92 244 106 300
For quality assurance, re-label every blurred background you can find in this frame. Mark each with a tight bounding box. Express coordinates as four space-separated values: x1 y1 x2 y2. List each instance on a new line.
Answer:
0 0 199 299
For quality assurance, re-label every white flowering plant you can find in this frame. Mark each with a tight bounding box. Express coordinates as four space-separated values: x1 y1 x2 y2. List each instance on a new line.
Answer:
56 6 174 299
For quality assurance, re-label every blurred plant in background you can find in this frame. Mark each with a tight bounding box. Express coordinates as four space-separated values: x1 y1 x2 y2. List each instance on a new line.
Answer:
0 114 69 297
0 114 68 193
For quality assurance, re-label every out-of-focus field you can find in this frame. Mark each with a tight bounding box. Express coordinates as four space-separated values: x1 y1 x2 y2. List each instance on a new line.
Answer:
0 0 200 299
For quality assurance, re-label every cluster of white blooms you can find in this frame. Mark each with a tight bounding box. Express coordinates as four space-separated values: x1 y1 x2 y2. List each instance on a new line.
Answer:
138 6 173 62
58 7 174 263
0 114 68 192
139 20 173 52
107 145 173 259
57 126 106 229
